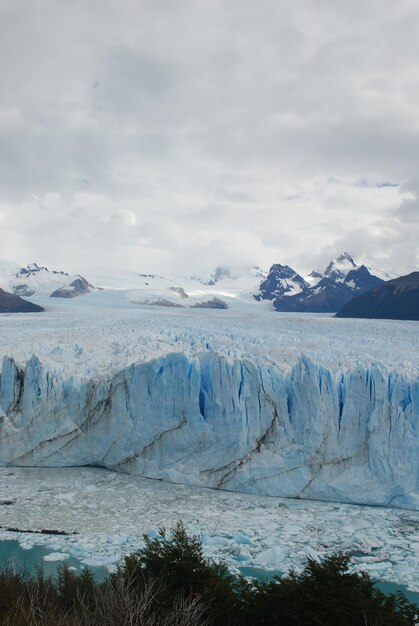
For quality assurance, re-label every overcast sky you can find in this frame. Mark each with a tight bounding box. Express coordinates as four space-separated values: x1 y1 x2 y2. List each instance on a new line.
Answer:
0 0 418 277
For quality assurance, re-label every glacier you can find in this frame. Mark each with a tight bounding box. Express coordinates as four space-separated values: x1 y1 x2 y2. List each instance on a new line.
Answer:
1 345 418 510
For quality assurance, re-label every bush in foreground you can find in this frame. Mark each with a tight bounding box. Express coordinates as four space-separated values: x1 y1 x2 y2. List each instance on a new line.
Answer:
0 522 417 625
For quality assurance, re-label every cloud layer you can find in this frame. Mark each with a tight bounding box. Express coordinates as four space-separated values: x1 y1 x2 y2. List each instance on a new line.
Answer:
0 0 418 275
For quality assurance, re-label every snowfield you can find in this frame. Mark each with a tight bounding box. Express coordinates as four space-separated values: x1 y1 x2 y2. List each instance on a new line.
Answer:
0 292 418 376
0 293 418 510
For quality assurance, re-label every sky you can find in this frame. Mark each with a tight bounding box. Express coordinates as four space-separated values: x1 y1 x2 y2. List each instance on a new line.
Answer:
0 0 418 277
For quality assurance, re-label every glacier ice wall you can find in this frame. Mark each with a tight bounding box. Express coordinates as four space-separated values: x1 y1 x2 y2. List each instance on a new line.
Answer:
0 352 418 510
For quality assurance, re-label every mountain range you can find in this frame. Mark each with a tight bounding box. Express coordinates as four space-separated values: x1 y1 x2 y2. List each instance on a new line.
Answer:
255 253 384 313
0 262 96 299
0 254 417 318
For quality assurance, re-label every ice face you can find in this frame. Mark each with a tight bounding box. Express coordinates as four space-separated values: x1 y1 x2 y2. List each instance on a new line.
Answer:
0 347 417 510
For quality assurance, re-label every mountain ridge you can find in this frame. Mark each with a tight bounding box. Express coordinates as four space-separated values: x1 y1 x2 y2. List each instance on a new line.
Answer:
0 288 44 313
336 272 419 321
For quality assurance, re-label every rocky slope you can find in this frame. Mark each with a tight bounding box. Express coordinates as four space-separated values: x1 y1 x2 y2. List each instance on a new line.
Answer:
254 264 308 301
263 254 384 313
50 277 95 298
336 272 419 321
0 289 44 313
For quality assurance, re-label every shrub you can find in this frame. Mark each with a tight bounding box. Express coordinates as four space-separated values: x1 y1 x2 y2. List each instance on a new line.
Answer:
236 552 418 626
116 521 237 624
0 528 417 626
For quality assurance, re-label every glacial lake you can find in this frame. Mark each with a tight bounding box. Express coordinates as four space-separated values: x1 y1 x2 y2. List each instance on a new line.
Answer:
240 566 419 606
0 539 109 581
0 540 417 607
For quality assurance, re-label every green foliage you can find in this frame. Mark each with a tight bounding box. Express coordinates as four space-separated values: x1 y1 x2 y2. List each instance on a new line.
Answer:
237 552 418 626
0 528 417 626
117 521 238 624
57 564 96 612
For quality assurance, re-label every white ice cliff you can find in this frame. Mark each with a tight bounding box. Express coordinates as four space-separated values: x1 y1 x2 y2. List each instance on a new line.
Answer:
1 350 417 510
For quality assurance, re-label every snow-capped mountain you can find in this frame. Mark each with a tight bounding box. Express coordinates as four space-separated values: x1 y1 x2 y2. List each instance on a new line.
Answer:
0 256 397 313
254 264 308 301
195 265 266 287
307 252 363 284
0 261 96 298
322 251 357 280
50 277 96 299
81 264 265 309
204 266 231 285
271 254 384 313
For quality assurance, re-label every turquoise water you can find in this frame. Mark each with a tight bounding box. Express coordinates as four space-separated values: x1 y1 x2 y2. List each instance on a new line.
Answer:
0 540 108 581
0 541 417 607
239 566 419 606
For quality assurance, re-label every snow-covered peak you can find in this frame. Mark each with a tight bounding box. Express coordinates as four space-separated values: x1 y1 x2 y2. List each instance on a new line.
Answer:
306 253 357 285
204 266 231 285
0 259 95 298
324 252 357 279
0 259 21 287
15 262 70 280
255 263 308 301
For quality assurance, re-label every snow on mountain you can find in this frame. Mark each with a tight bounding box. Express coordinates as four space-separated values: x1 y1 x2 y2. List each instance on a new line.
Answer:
204 265 231 285
87 265 265 308
307 253 358 285
255 264 308 301
0 256 409 314
272 254 384 313
50 277 96 299
356 258 395 281
0 260 97 298
10 263 72 296
323 252 358 280
0 299 417 510
0 259 22 288
192 265 266 290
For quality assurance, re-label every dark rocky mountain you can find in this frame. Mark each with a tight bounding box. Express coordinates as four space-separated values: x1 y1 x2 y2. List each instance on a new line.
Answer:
15 262 69 278
191 297 229 309
13 284 35 297
12 263 70 296
169 286 189 298
50 277 94 298
336 272 419 320
133 298 184 308
272 260 383 313
0 288 44 313
255 264 308 301
251 251 384 314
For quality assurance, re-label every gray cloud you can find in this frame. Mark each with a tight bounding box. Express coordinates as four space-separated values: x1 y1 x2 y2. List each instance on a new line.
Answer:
0 0 418 276
394 179 419 223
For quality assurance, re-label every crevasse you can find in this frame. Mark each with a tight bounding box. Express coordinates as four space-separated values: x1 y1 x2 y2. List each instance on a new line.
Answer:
0 352 417 510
